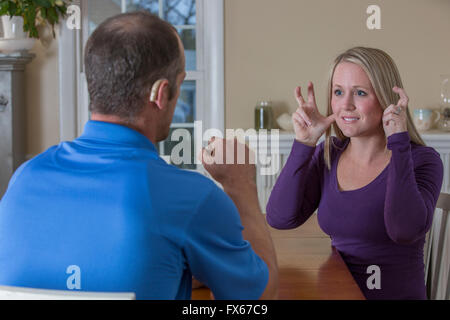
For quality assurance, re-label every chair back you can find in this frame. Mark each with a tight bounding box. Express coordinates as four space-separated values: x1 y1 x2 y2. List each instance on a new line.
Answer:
425 192 450 300
0 285 135 300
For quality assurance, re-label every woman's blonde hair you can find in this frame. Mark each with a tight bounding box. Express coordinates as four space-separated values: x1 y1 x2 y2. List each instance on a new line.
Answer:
323 47 425 170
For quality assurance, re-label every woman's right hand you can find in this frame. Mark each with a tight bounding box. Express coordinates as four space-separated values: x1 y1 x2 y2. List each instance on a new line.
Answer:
292 82 337 146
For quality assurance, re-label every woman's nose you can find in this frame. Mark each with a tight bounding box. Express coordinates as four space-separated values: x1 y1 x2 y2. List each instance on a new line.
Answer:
342 93 356 110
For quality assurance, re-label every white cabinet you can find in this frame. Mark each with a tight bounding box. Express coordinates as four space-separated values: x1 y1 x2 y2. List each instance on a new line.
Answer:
0 53 35 198
421 131 450 194
255 131 450 211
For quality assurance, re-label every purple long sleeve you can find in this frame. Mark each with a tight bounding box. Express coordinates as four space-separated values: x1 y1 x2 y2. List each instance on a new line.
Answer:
266 140 323 229
266 132 444 299
384 132 444 244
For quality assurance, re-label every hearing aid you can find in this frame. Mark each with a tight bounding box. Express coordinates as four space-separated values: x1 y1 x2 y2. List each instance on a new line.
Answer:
149 79 167 102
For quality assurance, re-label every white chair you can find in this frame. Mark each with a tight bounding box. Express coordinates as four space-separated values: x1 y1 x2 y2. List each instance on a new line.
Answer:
0 285 135 300
425 192 450 300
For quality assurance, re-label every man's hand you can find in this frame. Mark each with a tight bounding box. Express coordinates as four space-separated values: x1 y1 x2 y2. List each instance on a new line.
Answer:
198 136 279 300
199 137 256 190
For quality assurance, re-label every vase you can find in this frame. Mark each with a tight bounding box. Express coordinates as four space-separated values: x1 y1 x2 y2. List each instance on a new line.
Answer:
438 75 450 132
1 16 26 39
0 16 35 54
255 101 274 130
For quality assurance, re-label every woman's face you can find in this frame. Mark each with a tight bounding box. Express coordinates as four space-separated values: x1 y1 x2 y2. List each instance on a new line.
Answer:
331 62 384 138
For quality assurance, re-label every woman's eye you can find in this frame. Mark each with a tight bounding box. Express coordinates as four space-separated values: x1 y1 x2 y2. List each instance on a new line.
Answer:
334 89 342 96
357 90 367 96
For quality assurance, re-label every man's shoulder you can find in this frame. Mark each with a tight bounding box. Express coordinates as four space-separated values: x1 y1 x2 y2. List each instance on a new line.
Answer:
11 145 59 176
162 167 234 214
162 166 220 194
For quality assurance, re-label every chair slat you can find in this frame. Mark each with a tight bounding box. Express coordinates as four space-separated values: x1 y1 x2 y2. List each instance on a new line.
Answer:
436 193 450 211
426 192 450 300
0 285 135 300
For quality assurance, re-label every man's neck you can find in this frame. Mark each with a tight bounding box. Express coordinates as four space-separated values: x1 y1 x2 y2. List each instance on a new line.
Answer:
90 113 158 144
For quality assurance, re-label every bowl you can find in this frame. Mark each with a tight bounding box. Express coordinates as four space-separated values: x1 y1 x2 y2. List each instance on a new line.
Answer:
276 113 294 131
0 38 36 54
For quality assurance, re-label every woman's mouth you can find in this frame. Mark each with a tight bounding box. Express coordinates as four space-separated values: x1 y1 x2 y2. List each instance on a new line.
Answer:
342 117 360 123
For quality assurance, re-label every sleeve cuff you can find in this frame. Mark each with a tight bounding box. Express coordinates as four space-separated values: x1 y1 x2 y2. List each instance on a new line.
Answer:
291 139 316 155
387 131 411 149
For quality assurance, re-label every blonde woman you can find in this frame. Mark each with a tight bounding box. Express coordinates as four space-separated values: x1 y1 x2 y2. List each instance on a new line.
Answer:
266 47 444 299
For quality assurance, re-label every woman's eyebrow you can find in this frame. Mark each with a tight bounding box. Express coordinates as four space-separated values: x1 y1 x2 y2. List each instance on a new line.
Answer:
332 84 371 90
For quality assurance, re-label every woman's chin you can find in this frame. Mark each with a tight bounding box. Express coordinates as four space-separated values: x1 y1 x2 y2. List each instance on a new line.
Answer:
337 125 358 138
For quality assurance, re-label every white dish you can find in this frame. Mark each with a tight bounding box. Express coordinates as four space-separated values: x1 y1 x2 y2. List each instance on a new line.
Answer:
277 113 294 131
0 38 36 54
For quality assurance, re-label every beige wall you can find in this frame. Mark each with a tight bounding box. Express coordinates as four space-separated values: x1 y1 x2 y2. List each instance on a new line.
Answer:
224 0 450 130
25 35 59 157
24 0 450 155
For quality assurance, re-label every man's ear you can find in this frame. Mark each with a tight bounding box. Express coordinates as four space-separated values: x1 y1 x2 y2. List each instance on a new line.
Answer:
149 79 169 110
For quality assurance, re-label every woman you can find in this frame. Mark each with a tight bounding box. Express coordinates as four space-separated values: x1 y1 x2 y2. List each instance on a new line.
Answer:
266 47 444 300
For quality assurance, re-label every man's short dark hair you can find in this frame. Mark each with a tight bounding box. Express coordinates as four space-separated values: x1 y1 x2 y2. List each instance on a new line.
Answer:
84 11 183 123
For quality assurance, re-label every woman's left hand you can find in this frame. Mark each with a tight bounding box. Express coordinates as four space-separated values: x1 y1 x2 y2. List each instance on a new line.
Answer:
382 86 409 138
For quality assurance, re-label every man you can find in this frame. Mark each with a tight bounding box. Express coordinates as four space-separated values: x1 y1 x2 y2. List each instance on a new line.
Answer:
0 11 278 300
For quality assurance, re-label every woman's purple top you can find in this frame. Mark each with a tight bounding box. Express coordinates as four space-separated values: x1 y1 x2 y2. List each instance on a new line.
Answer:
266 131 444 300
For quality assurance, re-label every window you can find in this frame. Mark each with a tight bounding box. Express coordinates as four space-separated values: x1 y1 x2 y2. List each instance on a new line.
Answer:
58 0 224 170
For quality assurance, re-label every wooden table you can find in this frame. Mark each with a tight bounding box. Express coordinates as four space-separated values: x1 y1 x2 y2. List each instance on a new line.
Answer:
192 214 365 300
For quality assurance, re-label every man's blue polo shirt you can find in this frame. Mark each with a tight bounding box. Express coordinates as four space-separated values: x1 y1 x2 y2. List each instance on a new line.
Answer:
0 121 268 299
